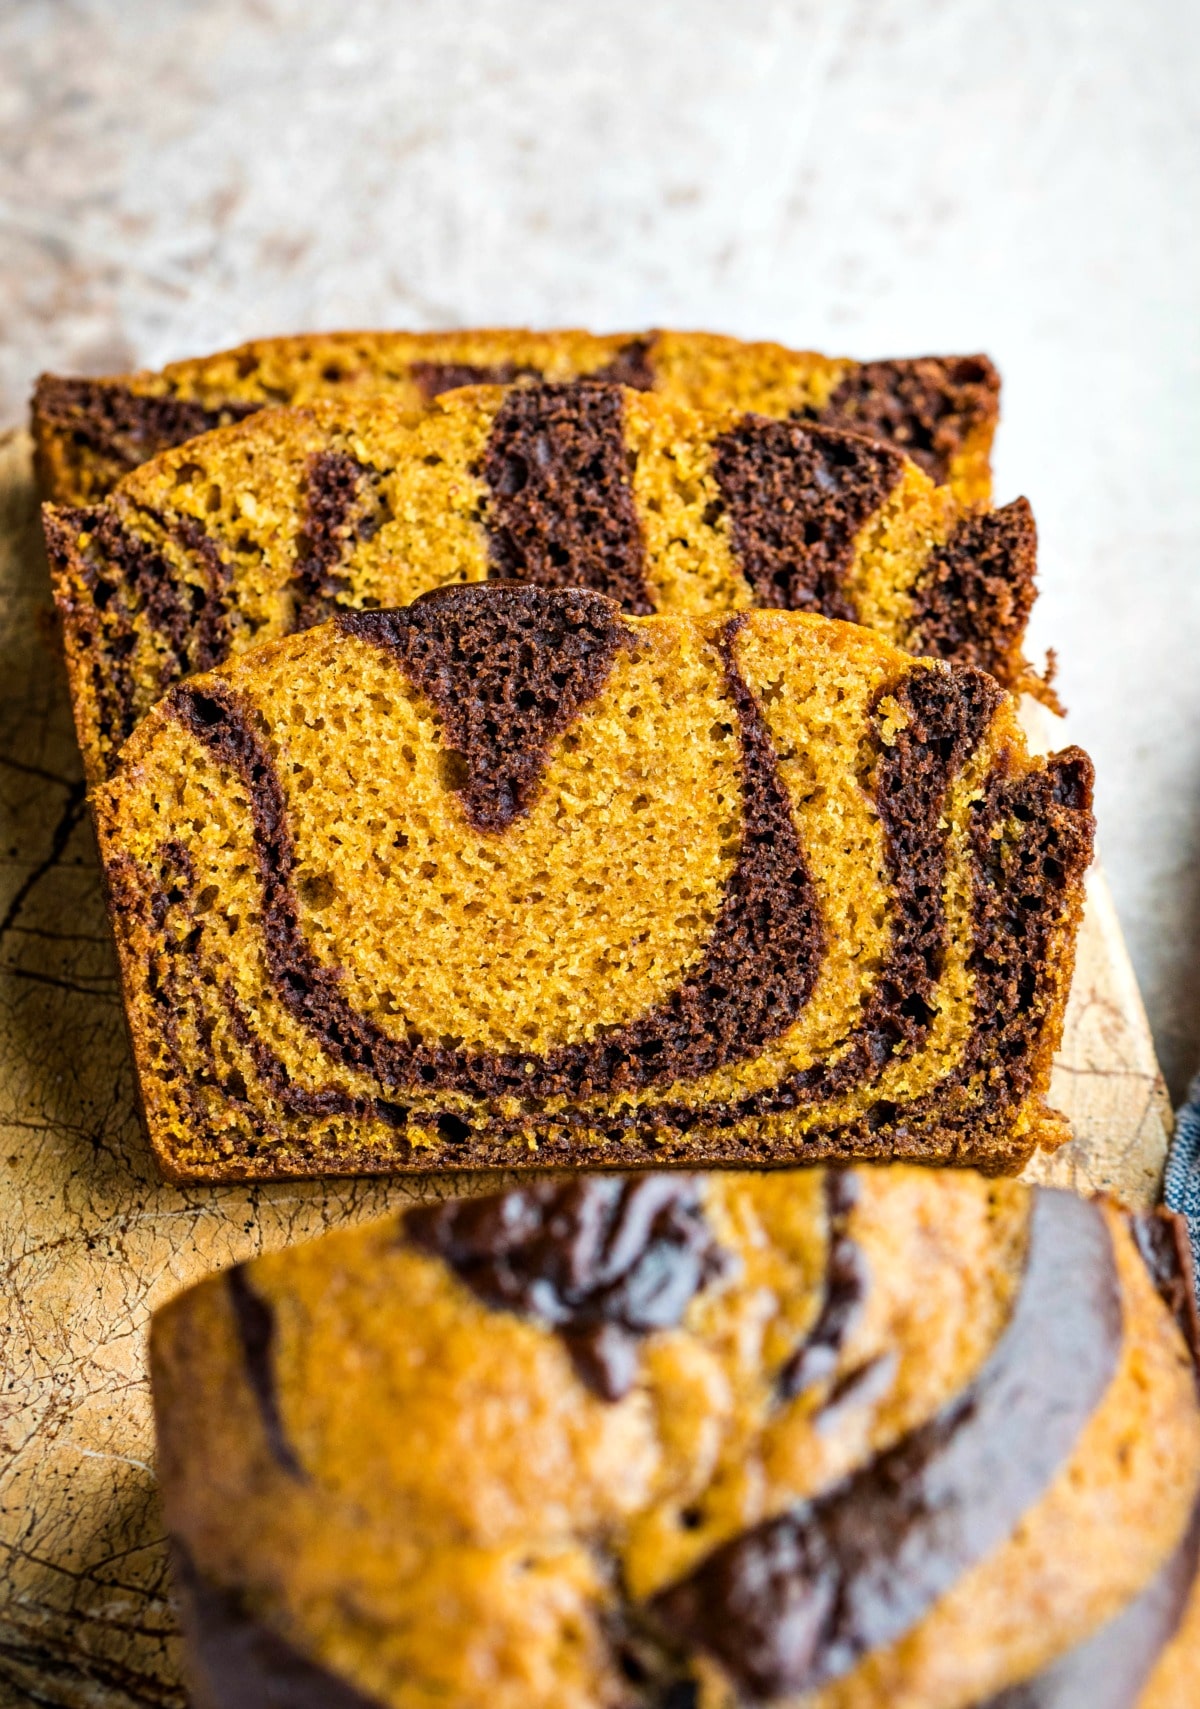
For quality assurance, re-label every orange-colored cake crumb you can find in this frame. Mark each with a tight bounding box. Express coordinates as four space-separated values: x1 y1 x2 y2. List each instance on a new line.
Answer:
93 588 1093 1182
32 327 999 507
46 381 1038 786
150 1168 1200 1709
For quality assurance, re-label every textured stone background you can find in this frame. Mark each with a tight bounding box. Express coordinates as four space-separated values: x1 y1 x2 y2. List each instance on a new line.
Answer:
1 0 1198 1093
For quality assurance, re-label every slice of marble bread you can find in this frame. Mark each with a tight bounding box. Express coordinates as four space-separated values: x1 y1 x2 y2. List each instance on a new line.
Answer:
92 585 1092 1182
32 326 999 506
150 1166 1200 1709
45 378 1041 786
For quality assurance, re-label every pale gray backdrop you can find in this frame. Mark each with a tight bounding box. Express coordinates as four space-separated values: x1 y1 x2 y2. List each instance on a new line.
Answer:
3 0 1198 1091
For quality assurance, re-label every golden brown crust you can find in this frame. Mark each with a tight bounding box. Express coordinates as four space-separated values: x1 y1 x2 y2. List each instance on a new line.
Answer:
40 503 113 789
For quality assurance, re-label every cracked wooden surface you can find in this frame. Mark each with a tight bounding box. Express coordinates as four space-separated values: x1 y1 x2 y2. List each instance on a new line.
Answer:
0 427 1172 1707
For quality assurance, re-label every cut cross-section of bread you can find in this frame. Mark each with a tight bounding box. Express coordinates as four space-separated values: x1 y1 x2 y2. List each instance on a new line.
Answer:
93 587 1093 1182
45 380 1041 786
32 326 1000 506
150 1168 1200 1709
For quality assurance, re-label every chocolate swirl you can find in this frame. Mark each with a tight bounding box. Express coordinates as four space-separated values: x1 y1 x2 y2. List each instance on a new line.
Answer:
405 1176 728 1400
648 1189 1121 1699
166 592 824 1105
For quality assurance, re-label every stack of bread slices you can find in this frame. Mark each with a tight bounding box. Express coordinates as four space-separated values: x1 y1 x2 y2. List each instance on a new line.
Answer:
34 328 1199 1708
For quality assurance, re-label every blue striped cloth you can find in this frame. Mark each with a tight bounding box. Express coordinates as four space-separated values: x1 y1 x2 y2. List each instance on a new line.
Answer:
1166 1073 1200 1294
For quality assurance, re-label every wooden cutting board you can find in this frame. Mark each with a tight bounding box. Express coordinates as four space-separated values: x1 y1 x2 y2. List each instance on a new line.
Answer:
0 427 1174 1709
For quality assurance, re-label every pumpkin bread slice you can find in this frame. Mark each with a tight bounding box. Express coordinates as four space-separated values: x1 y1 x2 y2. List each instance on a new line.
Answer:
33 327 999 506
93 587 1092 1182
150 1167 1200 1709
46 381 1040 786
